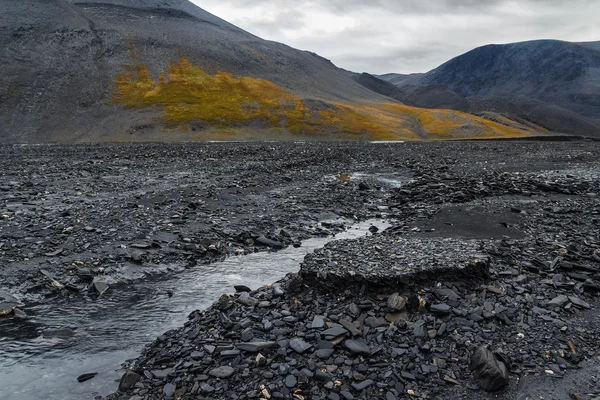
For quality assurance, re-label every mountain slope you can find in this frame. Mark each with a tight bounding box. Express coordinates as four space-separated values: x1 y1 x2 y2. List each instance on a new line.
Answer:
417 40 600 120
378 40 600 136
0 0 543 142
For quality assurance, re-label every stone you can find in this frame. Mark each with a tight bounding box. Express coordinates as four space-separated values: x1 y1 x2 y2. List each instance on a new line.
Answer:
118 371 141 391
470 346 509 391
93 281 109 295
351 379 374 391
236 341 276 352
430 303 452 314
234 285 252 292
568 296 591 309
237 292 259 307
241 327 254 342
548 295 569 308
322 326 348 339
77 373 97 383
311 315 326 329
290 338 312 354
13 308 28 319
315 349 335 359
285 374 297 388
343 339 371 356
339 319 362 337
163 383 176 398
256 236 284 249
387 293 407 311
208 366 235 379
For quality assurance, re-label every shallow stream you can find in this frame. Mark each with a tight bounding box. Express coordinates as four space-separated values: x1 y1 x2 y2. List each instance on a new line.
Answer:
0 219 390 400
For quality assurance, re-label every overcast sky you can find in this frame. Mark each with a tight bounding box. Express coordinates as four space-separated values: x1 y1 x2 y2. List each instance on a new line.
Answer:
190 0 600 74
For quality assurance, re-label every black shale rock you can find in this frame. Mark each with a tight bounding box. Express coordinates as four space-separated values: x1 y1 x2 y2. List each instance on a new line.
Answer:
470 346 509 392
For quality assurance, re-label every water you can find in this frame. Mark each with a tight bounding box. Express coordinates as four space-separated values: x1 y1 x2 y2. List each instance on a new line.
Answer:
0 219 390 400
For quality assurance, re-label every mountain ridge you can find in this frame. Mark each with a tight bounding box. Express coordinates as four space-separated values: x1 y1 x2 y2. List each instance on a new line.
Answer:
0 1 552 142
377 39 600 136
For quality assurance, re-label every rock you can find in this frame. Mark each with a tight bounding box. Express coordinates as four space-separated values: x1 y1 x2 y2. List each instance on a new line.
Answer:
430 303 452 314
568 296 591 309
339 319 362 337
315 349 335 359
549 295 569 308
234 285 252 293
368 225 378 233
118 371 141 391
256 236 284 249
469 346 509 392
387 293 407 312
285 374 297 388
236 341 276 352
163 383 176 398
290 338 312 354
351 379 374 390
45 248 64 257
311 315 326 329
241 327 254 342
13 308 27 320
151 369 172 379
93 281 109 295
77 373 98 383
208 366 235 379
322 326 348 339
237 292 259 307
343 339 371 355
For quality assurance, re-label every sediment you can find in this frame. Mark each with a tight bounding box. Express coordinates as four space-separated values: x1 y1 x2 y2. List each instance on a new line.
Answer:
94 140 600 400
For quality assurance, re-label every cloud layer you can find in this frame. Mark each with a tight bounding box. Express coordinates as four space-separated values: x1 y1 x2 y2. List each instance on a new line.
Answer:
191 0 600 74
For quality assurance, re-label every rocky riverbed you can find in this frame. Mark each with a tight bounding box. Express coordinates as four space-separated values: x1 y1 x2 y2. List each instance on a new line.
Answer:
1 140 600 400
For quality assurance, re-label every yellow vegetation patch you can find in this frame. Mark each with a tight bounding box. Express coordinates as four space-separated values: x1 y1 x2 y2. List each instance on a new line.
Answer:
112 55 542 140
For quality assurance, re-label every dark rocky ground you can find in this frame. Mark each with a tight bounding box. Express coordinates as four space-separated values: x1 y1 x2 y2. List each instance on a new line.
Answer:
1 140 600 399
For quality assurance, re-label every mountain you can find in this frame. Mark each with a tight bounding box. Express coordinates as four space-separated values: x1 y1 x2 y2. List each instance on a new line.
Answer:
0 0 545 142
378 40 600 137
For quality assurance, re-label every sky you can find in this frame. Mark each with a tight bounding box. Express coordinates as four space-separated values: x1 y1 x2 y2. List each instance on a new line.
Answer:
190 0 600 75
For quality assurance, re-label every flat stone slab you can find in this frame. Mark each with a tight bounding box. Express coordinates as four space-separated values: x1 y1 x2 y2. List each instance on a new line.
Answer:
300 235 490 291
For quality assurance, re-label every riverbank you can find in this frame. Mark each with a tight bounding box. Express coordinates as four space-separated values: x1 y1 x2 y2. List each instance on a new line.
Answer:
1 141 599 399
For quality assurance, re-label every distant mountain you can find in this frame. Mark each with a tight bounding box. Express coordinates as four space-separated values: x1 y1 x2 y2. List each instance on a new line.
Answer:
378 40 600 137
0 0 546 142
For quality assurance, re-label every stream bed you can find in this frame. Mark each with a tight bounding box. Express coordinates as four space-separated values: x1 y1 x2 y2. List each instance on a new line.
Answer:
0 219 390 400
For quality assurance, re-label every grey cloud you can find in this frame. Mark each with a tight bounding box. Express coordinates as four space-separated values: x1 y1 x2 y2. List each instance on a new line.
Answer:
194 0 600 74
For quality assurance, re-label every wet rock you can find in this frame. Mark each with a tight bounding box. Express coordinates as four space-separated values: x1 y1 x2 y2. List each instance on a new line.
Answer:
234 285 252 293
77 373 98 383
237 292 259 307
208 366 235 379
93 281 109 295
470 346 509 392
13 308 28 319
118 371 141 391
256 236 284 249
